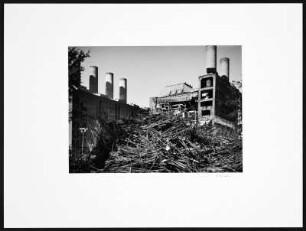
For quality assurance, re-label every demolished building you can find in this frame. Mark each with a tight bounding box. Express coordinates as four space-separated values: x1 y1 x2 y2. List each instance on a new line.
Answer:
150 82 198 119
150 45 242 129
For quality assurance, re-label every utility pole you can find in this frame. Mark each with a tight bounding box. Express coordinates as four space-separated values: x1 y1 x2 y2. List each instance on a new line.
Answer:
79 128 88 155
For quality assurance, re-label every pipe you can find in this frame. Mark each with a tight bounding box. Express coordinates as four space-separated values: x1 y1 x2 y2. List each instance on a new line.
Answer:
119 78 127 103
105 72 114 99
89 66 98 93
219 57 230 79
206 45 217 74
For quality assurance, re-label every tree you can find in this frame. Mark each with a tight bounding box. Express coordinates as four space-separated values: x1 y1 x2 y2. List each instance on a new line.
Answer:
68 47 90 98
68 47 90 164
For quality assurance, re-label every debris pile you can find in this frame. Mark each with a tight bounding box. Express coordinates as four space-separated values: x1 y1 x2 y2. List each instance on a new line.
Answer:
97 114 242 173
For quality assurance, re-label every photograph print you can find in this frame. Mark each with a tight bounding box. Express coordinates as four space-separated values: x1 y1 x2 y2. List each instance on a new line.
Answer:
69 46 242 173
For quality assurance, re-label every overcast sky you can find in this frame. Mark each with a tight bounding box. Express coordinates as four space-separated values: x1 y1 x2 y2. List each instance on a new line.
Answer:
78 46 241 107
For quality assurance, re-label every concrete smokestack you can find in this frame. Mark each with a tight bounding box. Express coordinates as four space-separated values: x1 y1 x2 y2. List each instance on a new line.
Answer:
119 78 127 104
206 45 217 74
219 57 230 79
105 72 114 99
89 66 98 93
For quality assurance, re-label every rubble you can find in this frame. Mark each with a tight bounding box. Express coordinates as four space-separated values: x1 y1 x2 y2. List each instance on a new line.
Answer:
94 114 242 173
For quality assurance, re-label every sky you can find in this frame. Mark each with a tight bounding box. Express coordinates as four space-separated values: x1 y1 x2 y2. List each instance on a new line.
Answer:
78 46 241 107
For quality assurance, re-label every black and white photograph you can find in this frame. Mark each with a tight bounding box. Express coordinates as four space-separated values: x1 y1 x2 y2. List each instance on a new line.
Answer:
4 3 302 228
69 46 242 173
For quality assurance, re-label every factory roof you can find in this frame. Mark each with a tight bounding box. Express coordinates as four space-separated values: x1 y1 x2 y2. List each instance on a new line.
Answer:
159 82 195 97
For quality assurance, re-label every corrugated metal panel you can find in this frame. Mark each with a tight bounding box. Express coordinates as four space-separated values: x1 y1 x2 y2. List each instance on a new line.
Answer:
157 91 198 103
159 82 194 97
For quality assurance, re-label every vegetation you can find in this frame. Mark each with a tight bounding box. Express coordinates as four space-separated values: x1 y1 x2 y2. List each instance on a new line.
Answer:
68 47 90 97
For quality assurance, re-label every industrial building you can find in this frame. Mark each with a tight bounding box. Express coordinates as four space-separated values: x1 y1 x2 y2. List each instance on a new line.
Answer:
69 67 143 156
150 83 198 119
70 45 242 156
150 45 242 129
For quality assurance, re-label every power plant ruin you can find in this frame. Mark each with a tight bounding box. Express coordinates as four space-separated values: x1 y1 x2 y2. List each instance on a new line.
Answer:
69 45 242 173
150 45 242 129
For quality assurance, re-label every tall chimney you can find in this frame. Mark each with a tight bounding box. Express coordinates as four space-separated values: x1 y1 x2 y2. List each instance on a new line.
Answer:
105 72 114 99
219 57 230 79
89 66 98 93
206 45 217 74
119 78 127 104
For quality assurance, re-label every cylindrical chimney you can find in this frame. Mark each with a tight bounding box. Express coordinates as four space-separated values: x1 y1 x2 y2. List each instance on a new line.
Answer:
206 45 217 74
219 57 230 79
105 72 114 99
119 78 127 104
89 66 98 93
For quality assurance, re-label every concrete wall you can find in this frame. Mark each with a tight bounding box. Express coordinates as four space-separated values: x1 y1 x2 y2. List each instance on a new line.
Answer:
70 89 142 155
197 73 241 128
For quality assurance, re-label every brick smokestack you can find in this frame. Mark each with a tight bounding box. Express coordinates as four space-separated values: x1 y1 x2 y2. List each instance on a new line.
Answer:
219 57 230 80
119 78 127 104
89 66 98 93
105 72 114 99
206 45 217 74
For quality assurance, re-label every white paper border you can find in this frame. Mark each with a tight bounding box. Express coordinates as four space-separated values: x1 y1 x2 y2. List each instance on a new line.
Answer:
4 3 303 227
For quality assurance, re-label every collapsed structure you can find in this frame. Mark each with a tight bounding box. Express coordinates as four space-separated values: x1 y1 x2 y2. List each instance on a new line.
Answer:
150 45 242 129
70 45 242 157
150 83 198 119
69 67 143 156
